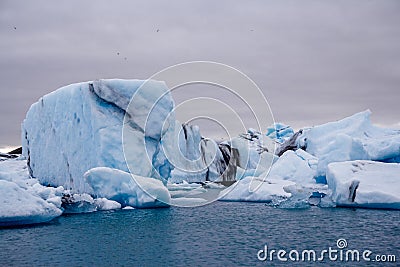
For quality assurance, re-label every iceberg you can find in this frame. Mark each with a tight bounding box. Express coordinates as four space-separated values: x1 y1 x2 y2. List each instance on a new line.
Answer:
219 176 294 203
298 110 400 177
169 124 208 183
11 77 400 213
219 149 318 203
0 158 64 208
168 124 235 184
84 167 171 208
94 198 122 211
228 130 277 181
170 197 208 207
268 149 318 185
326 160 400 209
0 157 32 187
61 193 98 214
21 78 235 194
22 79 175 193
0 180 62 226
266 123 295 143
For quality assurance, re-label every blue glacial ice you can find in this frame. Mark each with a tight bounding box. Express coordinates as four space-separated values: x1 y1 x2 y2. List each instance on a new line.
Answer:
84 167 171 208
0 158 123 225
22 79 178 193
0 180 62 226
298 110 400 177
219 176 295 203
219 148 325 205
326 160 400 209
265 123 295 143
1 76 397 222
221 111 400 209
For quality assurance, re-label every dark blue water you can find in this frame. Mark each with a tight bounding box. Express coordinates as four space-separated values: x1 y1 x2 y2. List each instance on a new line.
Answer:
0 202 399 266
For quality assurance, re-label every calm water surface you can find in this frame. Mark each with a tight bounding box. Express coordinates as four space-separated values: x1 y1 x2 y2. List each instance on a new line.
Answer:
0 202 399 266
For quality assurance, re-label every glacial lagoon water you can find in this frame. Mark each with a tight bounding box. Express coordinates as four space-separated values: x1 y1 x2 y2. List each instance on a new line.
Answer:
0 202 399 266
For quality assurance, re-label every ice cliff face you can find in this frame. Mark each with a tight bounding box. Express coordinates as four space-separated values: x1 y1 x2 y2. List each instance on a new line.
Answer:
168 124 229 183
22 79 175 193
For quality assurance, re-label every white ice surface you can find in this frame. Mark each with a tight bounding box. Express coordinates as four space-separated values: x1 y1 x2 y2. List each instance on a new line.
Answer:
326 160 400 209
300 110 400 177
268 149 318 185
0 180 62 226
84 167 171 208
219 176 294 202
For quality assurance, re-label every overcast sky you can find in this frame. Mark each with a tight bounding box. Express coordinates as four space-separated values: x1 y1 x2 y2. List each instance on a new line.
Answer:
1 0 399 148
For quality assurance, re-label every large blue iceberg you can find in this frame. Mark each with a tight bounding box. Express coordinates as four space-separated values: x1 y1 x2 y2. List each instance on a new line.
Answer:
1 79 400 226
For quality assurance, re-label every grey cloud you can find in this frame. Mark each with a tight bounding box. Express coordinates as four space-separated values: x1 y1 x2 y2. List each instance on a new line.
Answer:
0 0 399 146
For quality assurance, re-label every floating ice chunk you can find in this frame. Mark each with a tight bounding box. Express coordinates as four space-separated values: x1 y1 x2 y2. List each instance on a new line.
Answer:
230 135 277 173
28 183 64 202
169 124 208 183
84 167 170 208
326 160 400 209
280 183 330 209
230 137 258 170
94 198 121 211
300 110 400 176
295 149 318 170
219 176 294 202
169 190 192 198
183 187 208 196
203 181 226 189
46 196 62 208
167 181 203 198
235 166 265 180
199 138 226 182
170 197 208 206
0 158 31 187
61 193 98 214
0 180 62 226
268 149 318 185
167 181 203 191
0 158 65 209
167 123 236 183
220 149 322 204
